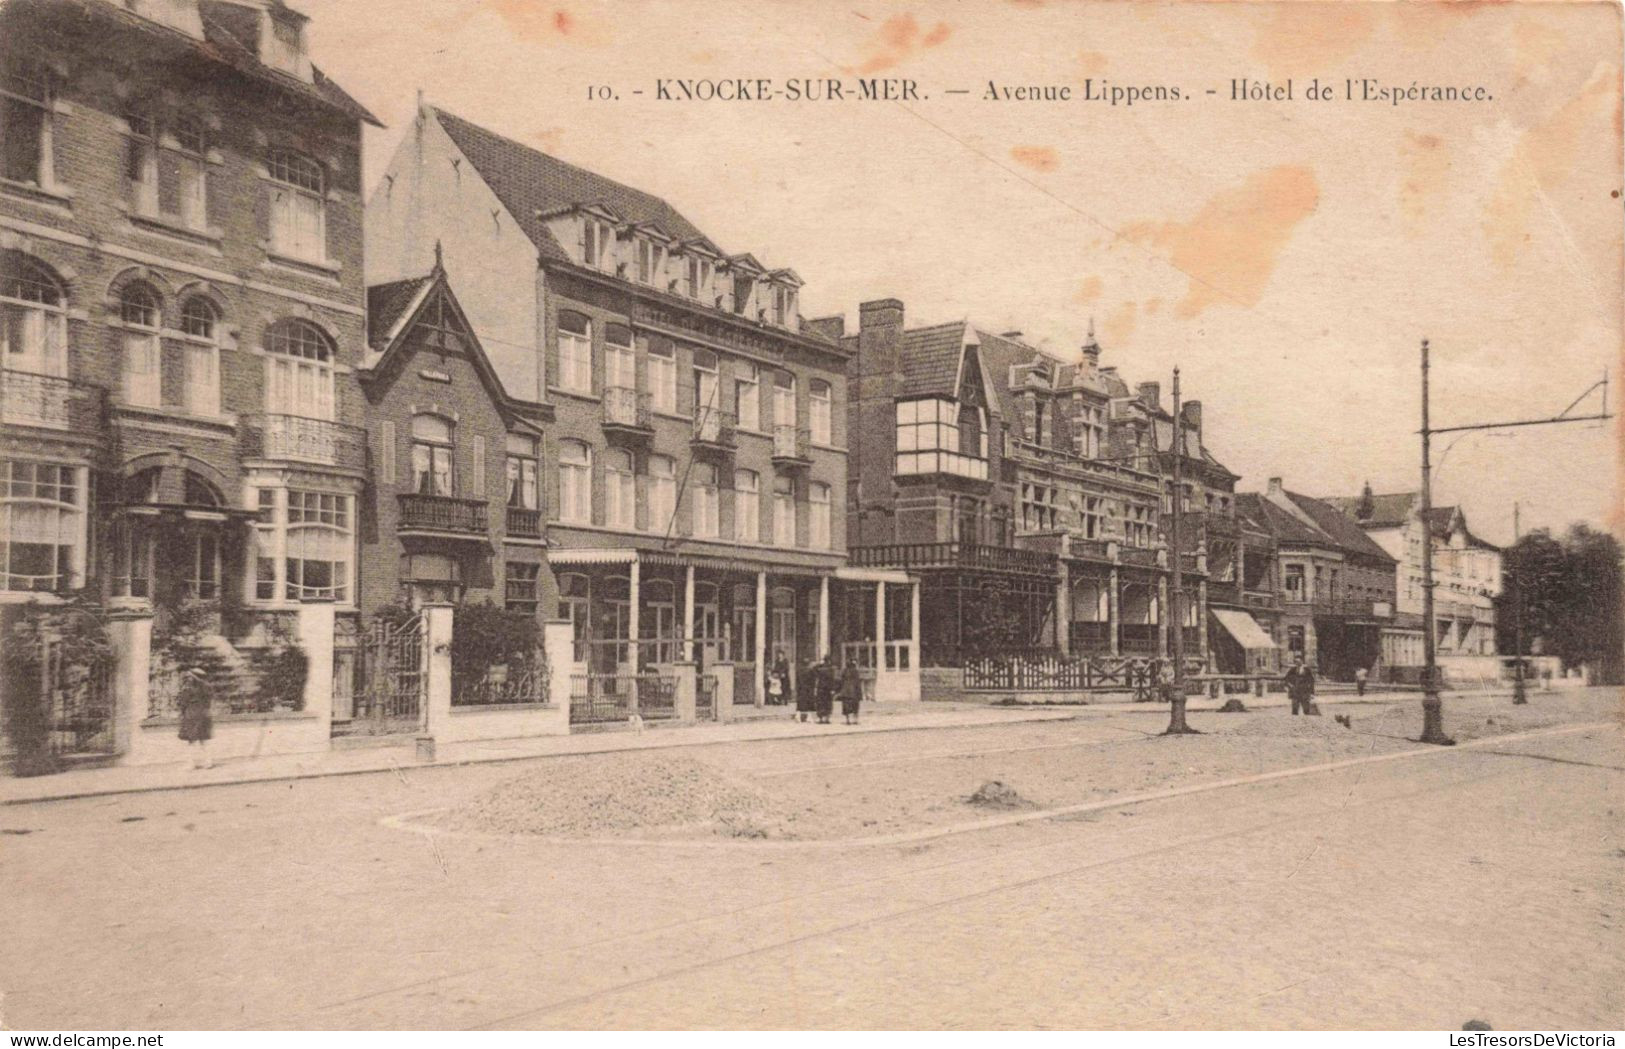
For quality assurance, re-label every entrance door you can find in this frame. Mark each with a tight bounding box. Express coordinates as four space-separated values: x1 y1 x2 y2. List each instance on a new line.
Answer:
770 587 798 694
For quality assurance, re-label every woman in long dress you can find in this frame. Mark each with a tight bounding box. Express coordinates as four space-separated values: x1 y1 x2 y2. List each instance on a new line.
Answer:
177 666 214 769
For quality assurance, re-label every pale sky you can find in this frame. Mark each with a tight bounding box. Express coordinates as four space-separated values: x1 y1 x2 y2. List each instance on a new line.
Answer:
295 0 1623 546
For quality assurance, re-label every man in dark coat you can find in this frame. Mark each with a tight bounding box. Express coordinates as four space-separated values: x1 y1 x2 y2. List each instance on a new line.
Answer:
796 658 822 722
839 658 864 724
1284 655 1316 715
814 658 836 724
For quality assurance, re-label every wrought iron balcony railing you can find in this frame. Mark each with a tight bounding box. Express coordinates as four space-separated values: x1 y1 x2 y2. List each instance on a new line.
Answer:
850 541 1056 575
505 505 543 538
398 493 487 535
1118 545 1160 568
602 386 652 434
771 423 812 465
241 413 368 470
0 369 102 432
692 407 737 449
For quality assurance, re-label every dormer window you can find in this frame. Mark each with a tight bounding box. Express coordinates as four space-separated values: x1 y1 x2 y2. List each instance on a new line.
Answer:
262 11 310 81
732 274 754 315
581 215 616 272
770 284 795 327
685 255 711 300
634 238 665 285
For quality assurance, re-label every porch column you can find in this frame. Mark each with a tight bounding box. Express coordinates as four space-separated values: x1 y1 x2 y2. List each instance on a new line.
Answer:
1055 561 1072 657
1157 576 1169 656
909 577 921 672
875 579 887 669
754 570 767 706
817 574 830 660
1108 566 1120 656
683 563 696 661
628 558 641 673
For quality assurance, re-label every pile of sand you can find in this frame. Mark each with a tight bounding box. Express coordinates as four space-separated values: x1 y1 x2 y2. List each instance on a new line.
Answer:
1213 714 1360 739
441 752 783 839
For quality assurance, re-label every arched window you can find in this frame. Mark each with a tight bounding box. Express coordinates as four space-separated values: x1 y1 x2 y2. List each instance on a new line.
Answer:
177 298 220 416
733 469 759 542
0 253 67 392
556 311 591 392
0 460 82 593
267 149 326 262
557 439 591 523
809 379 832 446
119 283 162 408
264 319 335 420
411 414 454 496
604 448 634 529
692 462 718 538
646 454 675 535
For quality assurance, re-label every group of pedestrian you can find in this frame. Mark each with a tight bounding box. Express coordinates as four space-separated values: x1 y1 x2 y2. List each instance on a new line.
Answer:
769 650 863 725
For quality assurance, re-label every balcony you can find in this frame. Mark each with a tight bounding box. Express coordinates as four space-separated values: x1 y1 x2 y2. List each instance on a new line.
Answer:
1066 536 1112 563
241 414 367 470
1243 589 1280 612
1118 545 1160 569
505 505 543 539
850 541 1056 576
398 493 487 536
601 386 652 439
0 370 102 432
691 408 737 452
771 424 812 467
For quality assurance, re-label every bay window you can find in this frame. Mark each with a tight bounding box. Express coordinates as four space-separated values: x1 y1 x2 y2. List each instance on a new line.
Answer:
0 460 83 593
284 489 352 602
557 439 591 523
895 398 987 479
556 311 592 393
267 149 326 263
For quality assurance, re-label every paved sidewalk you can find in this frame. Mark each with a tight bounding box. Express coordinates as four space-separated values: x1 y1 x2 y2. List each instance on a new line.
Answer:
1 703 1085 806
1003 685 1524 713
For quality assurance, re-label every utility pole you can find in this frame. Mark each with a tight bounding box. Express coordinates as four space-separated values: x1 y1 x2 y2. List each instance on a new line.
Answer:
1415 342 1609 744
1164 366 1197 735
1512 501 1527 705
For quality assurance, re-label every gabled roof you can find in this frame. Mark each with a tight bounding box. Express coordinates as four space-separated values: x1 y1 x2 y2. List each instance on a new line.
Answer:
1323 491 1417 529
1285 492 1397 563
897 321 969 398
55 0 382 125
433 107 708 263
1249 493 1332 547
362 265 536 414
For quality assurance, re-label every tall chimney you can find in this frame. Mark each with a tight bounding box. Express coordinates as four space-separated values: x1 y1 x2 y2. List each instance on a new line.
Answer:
856 298 905 382
1267 476 1284 497
1081 317 1101 369
1137 381 1161 411
1181 399 1202 451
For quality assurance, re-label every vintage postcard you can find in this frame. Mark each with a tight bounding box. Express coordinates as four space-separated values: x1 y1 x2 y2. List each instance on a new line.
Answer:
0 0 1619 1035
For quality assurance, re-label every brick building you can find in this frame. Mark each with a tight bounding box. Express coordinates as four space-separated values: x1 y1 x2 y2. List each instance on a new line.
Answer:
841 302 1240 669
364 104 910 708
0 0 376 620
357 257 551 616
1324 487 1501 672
1238 480 1397 679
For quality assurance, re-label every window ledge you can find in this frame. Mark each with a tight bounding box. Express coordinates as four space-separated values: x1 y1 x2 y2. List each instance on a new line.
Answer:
0 178 74 208
128 210 224 250
549 385 601 404
262 251 343 280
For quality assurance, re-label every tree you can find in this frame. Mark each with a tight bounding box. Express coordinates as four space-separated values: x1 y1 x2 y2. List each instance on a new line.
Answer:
1496 524 1623 684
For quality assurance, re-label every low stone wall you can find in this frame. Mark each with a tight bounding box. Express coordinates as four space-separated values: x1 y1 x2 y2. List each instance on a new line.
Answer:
435 703 568 744
127 711 327 766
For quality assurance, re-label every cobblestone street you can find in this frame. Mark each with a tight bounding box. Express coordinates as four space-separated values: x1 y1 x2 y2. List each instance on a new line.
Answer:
2 690 1619 1030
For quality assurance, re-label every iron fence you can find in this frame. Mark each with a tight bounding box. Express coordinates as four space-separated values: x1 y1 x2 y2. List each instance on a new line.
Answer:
454 658 550 707
569 671 678 724
963 653 1205 693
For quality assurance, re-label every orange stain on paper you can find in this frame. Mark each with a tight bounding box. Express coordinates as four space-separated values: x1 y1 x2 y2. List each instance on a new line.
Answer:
847 13 952 75
1074 275 1103 304
1250 4 1376 78
1102 301 1138 345
1010 145 1059 172
1122 165 1320 319
1399 131 1450 236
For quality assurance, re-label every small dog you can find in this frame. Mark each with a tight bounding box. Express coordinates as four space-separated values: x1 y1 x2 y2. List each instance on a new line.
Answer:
627 713 645 734
1334 714 1352 729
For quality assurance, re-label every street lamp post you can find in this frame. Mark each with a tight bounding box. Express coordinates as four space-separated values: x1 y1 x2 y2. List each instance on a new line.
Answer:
1512 501 1527 705
1414 341 1608 744
1164 366 1197 736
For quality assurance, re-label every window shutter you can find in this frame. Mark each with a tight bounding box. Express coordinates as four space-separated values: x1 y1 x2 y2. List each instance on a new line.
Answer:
471 435 486 498
380 421 396 488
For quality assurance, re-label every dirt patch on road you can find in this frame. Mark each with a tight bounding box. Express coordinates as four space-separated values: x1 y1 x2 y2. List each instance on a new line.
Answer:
437 752 786 840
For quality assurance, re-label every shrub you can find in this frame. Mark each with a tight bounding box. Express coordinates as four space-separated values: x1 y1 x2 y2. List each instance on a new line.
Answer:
451 602 542 695
0 595 113 777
